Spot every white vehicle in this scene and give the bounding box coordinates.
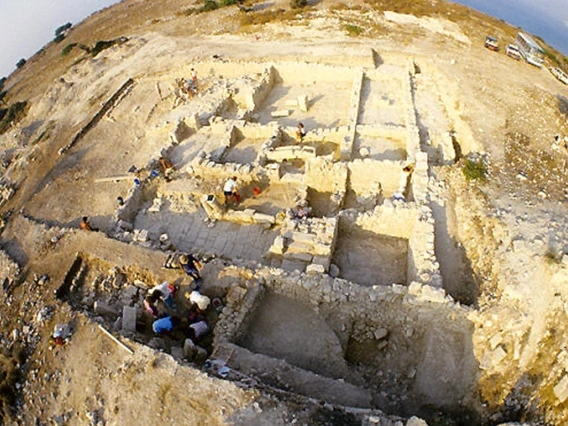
[506,44,521,60]
[516,32,544,67]
[549,67,568,85]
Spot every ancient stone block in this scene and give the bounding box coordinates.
[269,236,285,255]
[298,94,309,112]
[122,306,137,332]
[253,213,275,225]
[287,252,312,262]
[226,286,248,305]
[306,264,325,274]
[554,375,568,403]
[286,241,313,253]
[374,328,388,340]
[271,109,291,118]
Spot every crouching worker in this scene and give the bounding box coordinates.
[152,316,181,335]
[148,281,177,310]
[186,319,210,342]
[186,290,211,313]
[179,254,203,285]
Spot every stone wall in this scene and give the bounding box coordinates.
[213,263,471,410]
[305,157,348,195]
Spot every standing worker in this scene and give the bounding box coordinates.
[223,176,240,206]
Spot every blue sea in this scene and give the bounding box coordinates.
[451,0,568,56]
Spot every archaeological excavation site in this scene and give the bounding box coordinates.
[1,0,568,425]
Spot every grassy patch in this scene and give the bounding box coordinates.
[0,101,27,135]
[239,8,299,27]
[344,24,363,36]
[462,158,487,182]
[61,43,77,57]
[291,0,307,9]
[197,0,220,13]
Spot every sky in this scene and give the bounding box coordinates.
[453,0,568,55]
[0,0,567,78]
[0,0,121,78]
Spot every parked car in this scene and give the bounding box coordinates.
[549,67,568,85]
[485,36,499,51]
[506,44,521,60]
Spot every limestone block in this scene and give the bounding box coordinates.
[269,236,286,255]
[271,109,291,118]
[489,334,503,350]
[148,198,163,213]
[554,375,568,403]
[374,328,388,340]
[285,99,298,107]
[298,94,309,112]
[286,241,313,253]
[227,286,248,305]
[122,306,137,332]
[201,194,223,220]
[287,252,313,262]
[312,256,330,270]
[306,264,325,274]
[406,417,428,426]
[313,243,331,256]
[283,230,316,244]
[136,229,149,242]
[253,212,275,225]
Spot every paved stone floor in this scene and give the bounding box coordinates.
[134,202,278,264]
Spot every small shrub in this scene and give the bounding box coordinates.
[462,158,487,182]
[291,0,307,9]
[239,8,298,27]
[53,34,65,44]
[0,101,28,135]
[91,40,117,57]
[15,59,26,69]
[61,43,77,56]
[344,24,363,36]
[221,0,239,6]
[197,0,219,13]
[0,77,6,91]
[0,91,7,104]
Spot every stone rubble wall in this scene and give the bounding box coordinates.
[213,263,468,409]
[402,62,421,163]
[243,66,276,111]
[268,217,338,270]
[305,157,348,195]
[340,71,365,161]
[340,203,440,288]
